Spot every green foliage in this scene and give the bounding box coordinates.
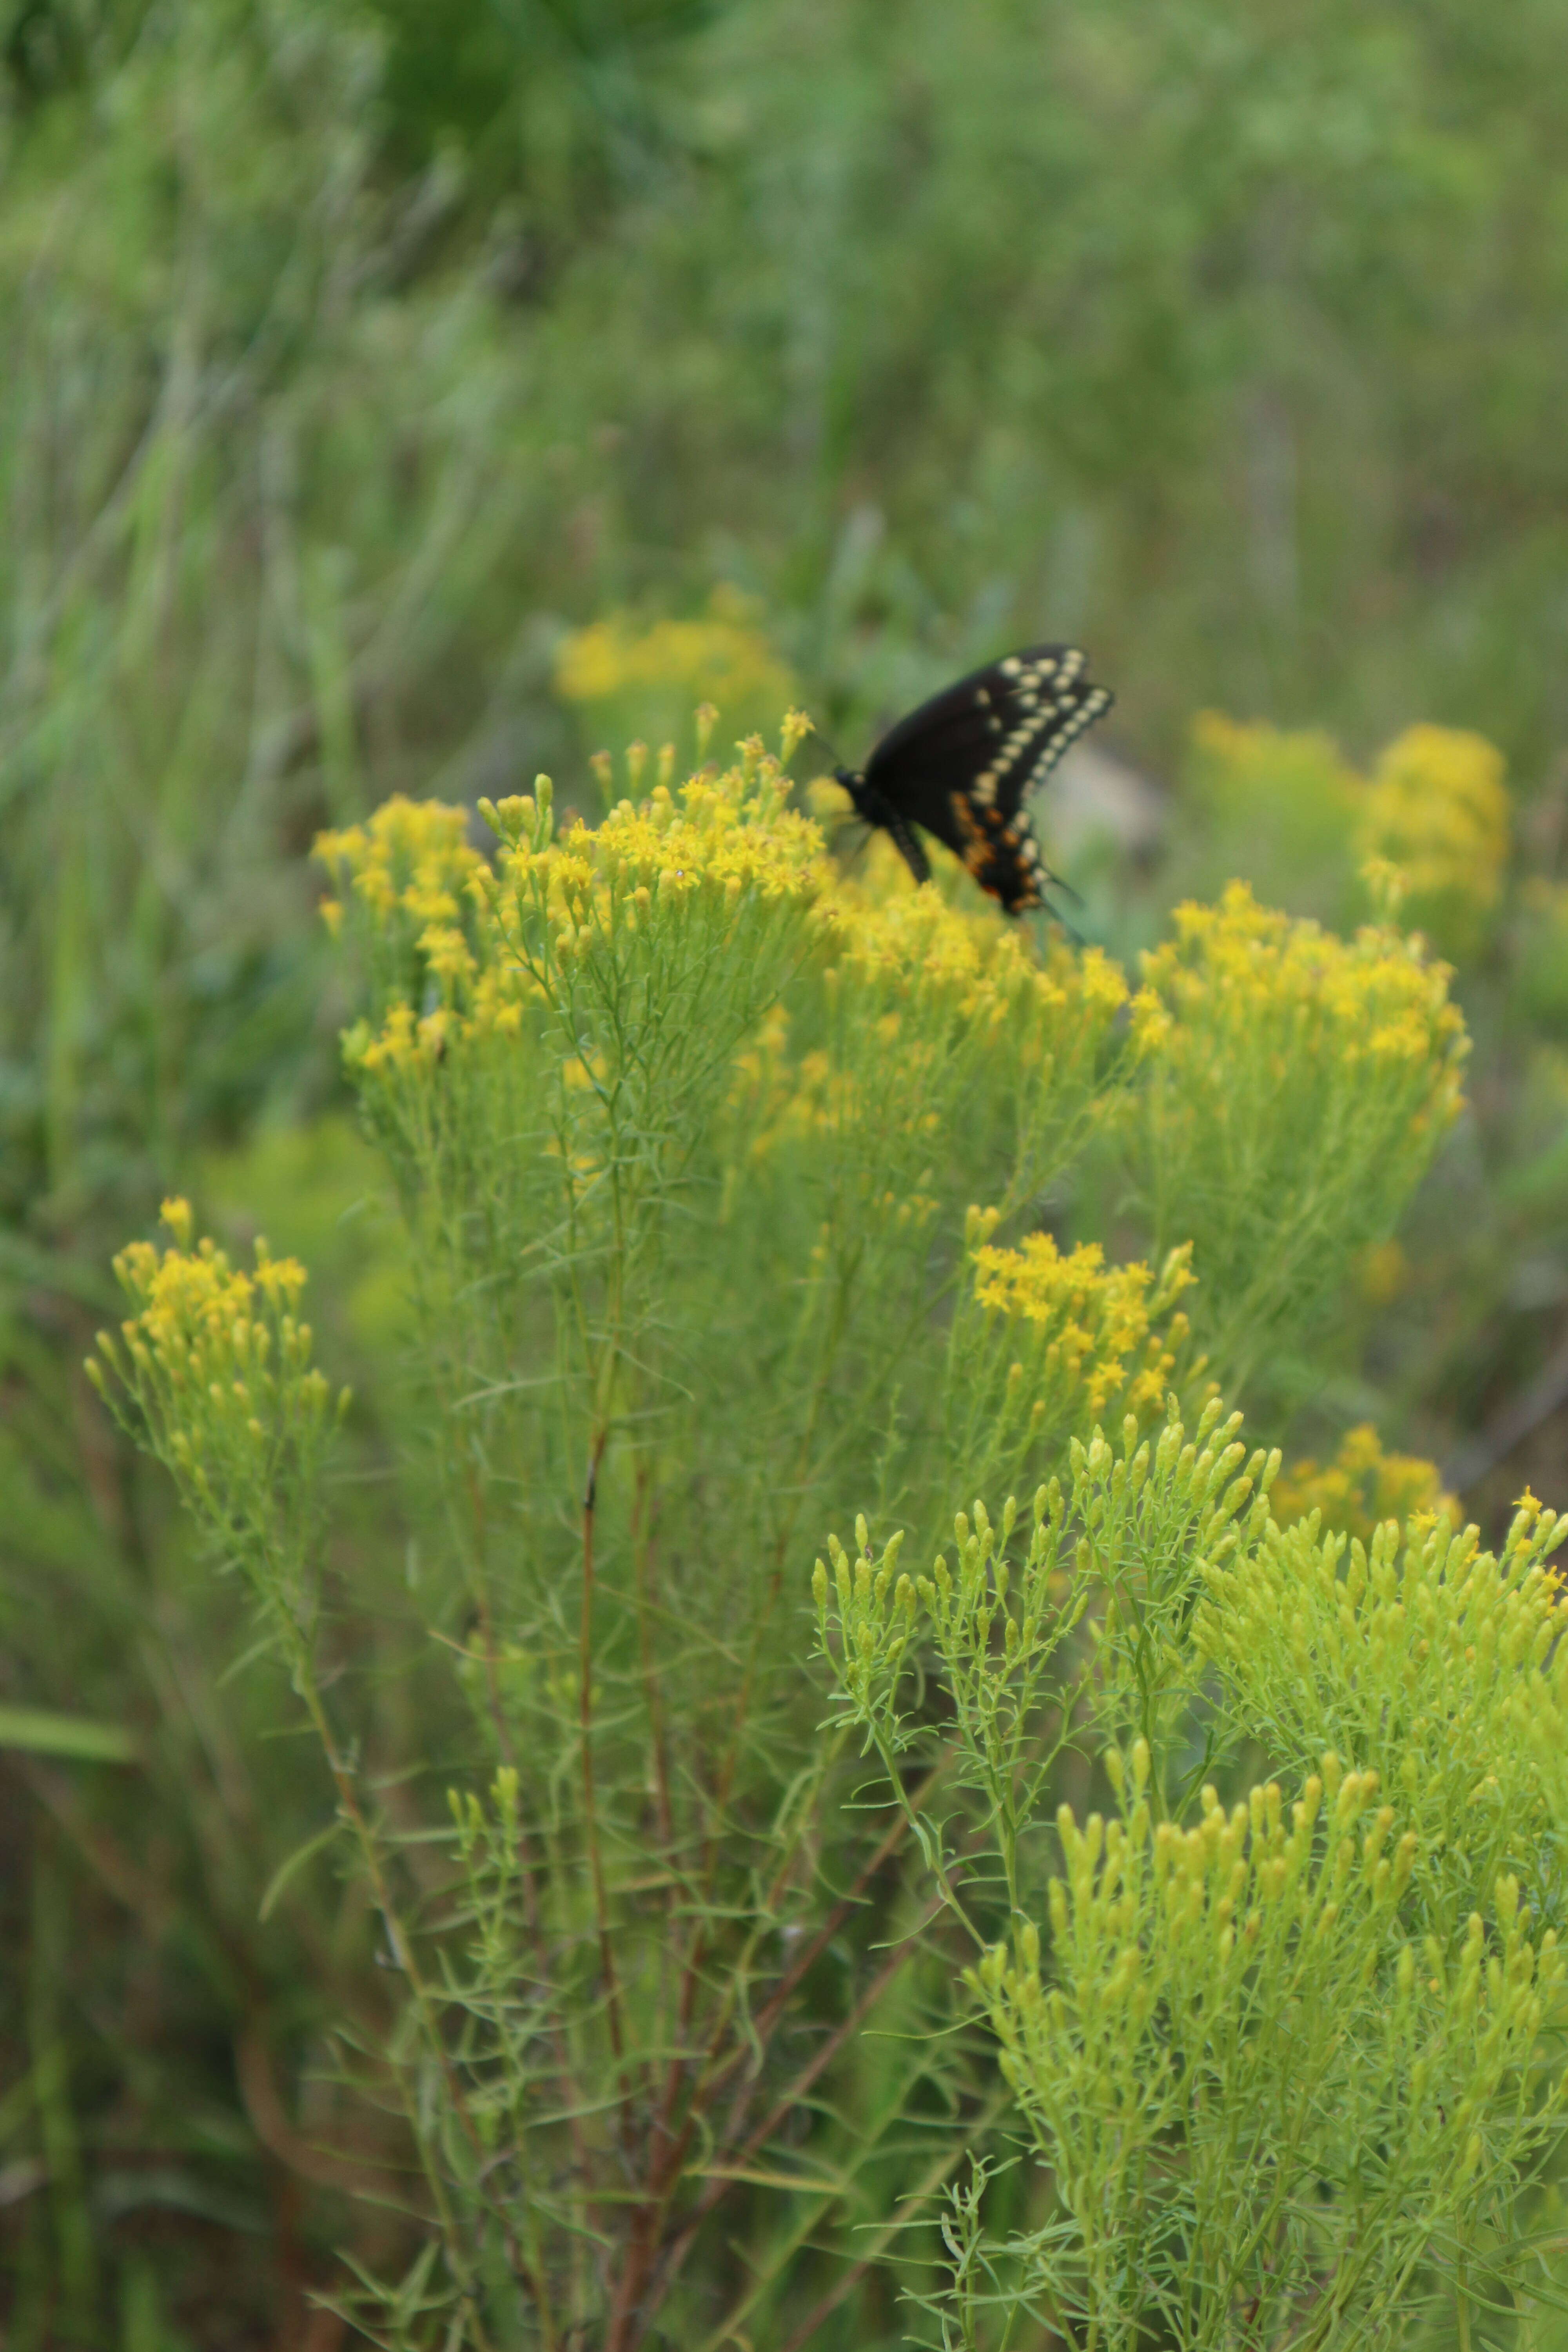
[978,1798,1553,2352]
[1180,715,1364,931]
[89,1202,345,1659]
[817,1406,1279,1916]
[5,0,1568,2340]
[820,1406,1568,2348]
[1128,883,1466,1391]
[0,0,547,1237]
[83,749,1503,2344]
[1194,1496,1568,1934]
[364,0,723,210]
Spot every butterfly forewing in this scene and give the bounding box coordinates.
[855,643,1113,911]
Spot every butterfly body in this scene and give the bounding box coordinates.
[834,643,1113,913]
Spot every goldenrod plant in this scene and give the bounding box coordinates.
[1268,1422,1457,1542]
[818,1410,1568,2350]
[1183,717,1514,969]
[94,727,1534,2348]
[1186,715,1363,927]
[1129,883,1467,1388]
[1359,728,1512,965]
[9,3,1568,2335]
[1194,1490,1568,1935]
[554,596,799,764]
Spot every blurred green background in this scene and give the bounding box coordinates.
[3,0,1568,2338]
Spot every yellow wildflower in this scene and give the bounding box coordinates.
[321,750,829,1095]
[1134,882,1466,1127]
[93,1204,328,1433]
[1357,725,1509,957]
[318,795,480,910]
[1270,1424,1456,1544]
[88,1208,345,1634]
[465,965,533,1040]
[827,875,1126,1042]
[554,591,795,730]
[317,797,488,1015]
[1131,882,1467,1359]
[971,1232,1195,1419]
[591,765,825,904]
[419,924,477,985]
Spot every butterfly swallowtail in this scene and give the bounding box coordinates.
[833,644,1113,913]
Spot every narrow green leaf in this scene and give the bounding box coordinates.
[259,1820,343,1922]
[0,1707,135,1764]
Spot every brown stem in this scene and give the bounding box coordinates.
[465,1468,519,1781]
[236,2025,398,2202]
[698,1900,943,2226]
[605,1752,955,2349]
[628,1904,942,2349]
[647,1788,982,2339]
[625,1332,851,2285]
[716,1756,950,2126]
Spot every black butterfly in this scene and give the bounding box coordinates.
[832,644,1113,914]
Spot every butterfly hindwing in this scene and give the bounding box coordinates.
[848,643,1112,912]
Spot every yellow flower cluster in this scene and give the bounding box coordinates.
[1358,725,1510,944]
[971,1232,1195,1418]
[317,796,517,1074]
[486,763,827,1038]
[1269,1424,1456,1545]
[588,767,826,905]
[351,999,456,1077]
[554,592,795,721]
[320,754,830,1082]
[756,1044,860,1152]
[111,1198,308,1359]
[88,1201,334,1484]
[1132,881,1467,1130]
[728,1009,936,1171]
[827,876,1127,1040]
[317,794,482,936]
[719,885,1127,1216]
[1189,709,1511,961]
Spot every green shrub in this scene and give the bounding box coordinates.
[88,731,1543,2349]
[7,3,1568,2337]
[820,1411,1568,2347]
